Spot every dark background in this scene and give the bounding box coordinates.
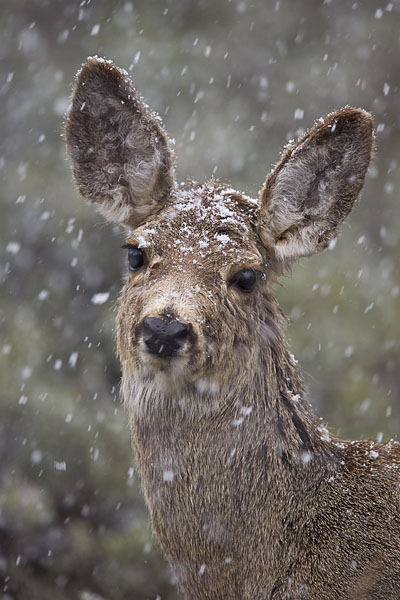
[1,1,399,598]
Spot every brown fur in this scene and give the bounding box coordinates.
[65,58,400,599]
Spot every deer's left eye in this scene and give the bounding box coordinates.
[233,269,257,292]
[122,245,145,271]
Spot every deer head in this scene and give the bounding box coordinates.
[65,57,373,406]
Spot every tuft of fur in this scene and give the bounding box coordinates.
[65,59,400,600]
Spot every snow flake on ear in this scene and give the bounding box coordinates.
[76,55,115,78]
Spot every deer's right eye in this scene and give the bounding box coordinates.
[233,269,258,292]
[122,245,145,271]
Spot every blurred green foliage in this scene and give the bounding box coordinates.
[0,0,399,598]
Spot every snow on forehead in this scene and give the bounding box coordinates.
[137,184,260,258]
[168,184,258,230]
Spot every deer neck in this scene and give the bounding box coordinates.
[124,337,342,598]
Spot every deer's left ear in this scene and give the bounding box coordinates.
[258,108,374,260]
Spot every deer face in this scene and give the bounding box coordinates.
[65,58,373,396]
[116,181,275,393]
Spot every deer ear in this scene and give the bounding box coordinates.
[65,57,175,228]
[258,108,374,260]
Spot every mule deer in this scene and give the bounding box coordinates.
[65,57,400,600]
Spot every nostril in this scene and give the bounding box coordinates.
[142,317,165,342]
[166,321,190,341]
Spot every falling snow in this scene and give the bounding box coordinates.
[2,1,399,598]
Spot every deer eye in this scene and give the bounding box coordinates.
[122,245,145,271]
[233,269,257,292]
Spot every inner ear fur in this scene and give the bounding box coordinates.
[65,57,175,228]
[259,108,374,260]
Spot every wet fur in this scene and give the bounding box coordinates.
[65,58,400,599]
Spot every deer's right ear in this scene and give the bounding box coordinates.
[258,108,373,261]
[65,57,175,228]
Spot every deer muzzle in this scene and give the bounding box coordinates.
[141,317,190,358]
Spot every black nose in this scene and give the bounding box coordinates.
[142,317,190,357]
